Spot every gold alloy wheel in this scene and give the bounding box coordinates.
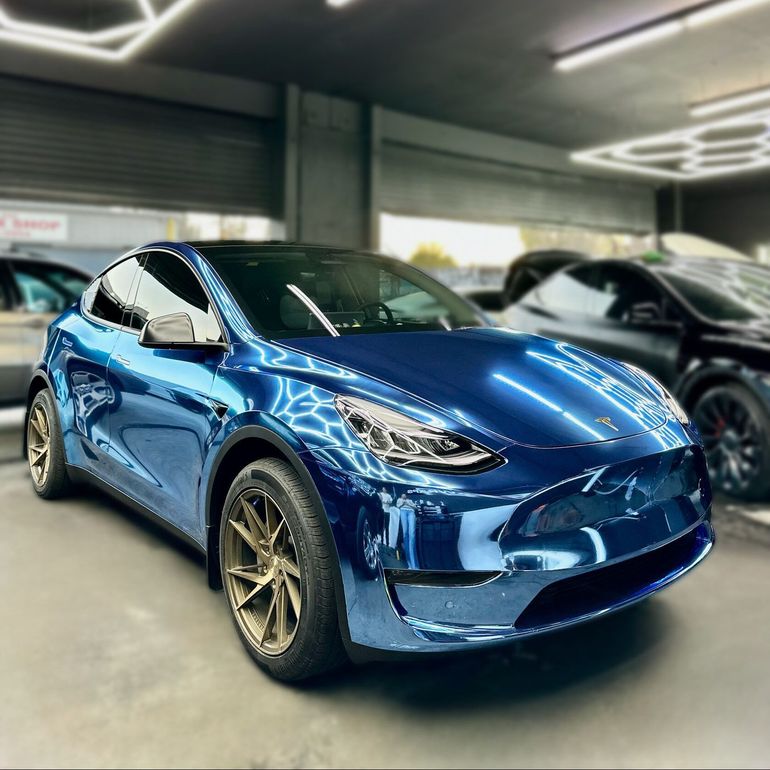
[223,490,302,656]
[27,403,51,487]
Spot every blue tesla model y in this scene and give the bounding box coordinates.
[25,241,714,680]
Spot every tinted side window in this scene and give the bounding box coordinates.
[87,255,142,326]
[528,265,595,315]
[130,252,221,342]
[587,265,663,322]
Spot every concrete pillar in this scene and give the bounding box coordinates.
[283,86,379,250]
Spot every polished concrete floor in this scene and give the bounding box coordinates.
[1,427,770,768]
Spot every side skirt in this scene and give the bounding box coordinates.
[66,464,206,556]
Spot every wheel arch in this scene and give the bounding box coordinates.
[677,361,770,414]
[22,370,54,458]
[203,425,353,647]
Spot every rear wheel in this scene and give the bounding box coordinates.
[693,383,770,501]
[26,388,71,499]
[219,458,347,681]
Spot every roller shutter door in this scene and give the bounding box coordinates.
[381,143,655,233]
[0,75,277,215]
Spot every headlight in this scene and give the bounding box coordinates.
[334,395,502,473]
[626,365,689,425]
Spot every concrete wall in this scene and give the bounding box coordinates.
[680,182,770,259]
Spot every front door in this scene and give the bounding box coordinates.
[106,251,227,542]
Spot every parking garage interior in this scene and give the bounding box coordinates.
[2,1,770,768]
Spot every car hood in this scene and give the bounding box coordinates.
[279,327,669,448]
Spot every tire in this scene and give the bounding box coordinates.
[26,388,72,499]
[219,458,347,681]
[693,382,770,501]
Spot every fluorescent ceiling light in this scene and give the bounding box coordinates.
[686,0,770,26]
[572,108,770,181]
[554,0,770,72]
[0,0,199,61]
[691,85,770,117]
[327,0,359,7]
[555,21,682,71]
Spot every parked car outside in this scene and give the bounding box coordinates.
[1,253,90,405]
[26,241,712,680]
[504,253,770,500]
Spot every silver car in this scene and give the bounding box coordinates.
[1,254,90,405]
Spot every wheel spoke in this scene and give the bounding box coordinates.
[269,518,285,549]
[241,498,269,542]
[275,585,289,649]
[30,446,48,467]
[282,556,300,579]
[265,497,279,538]
[284,573,301,617]
[231,570,273,611]
[259,586,279,645]
[229,518,259,552]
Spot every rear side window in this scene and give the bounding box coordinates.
[129,252,221,342]
[86,255,142,326]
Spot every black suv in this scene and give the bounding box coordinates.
[504,255,770,500]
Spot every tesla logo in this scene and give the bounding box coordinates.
[595,416,619,431]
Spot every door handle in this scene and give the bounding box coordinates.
[114,354,131,368]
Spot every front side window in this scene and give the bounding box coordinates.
[203,247,485,339]
[129,252,221,342]
[86,255,142,326]
[526,264,595,315]
[586,265,665,322]
[12,261,89,314]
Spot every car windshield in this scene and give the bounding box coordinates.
[658,262,768,322]
[201,245,487,339]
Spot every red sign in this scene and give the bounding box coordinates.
[0,210,69,242]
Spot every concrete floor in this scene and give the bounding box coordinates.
[1,424,770,769]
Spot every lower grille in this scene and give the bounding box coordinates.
[515,523,711,631]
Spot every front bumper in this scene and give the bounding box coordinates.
[301,419,714,655]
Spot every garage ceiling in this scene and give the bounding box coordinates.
[123,0,770,149]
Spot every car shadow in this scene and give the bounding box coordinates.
[68,480,672,710]
[72,483,207,571]
[300,599,672,713]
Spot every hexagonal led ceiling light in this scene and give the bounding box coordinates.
[0,0,200,61]
[572,109,770,181]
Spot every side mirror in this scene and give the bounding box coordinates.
[139,312,226,350]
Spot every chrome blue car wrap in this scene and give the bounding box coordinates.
[29,241,714,660]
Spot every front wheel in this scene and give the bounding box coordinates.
[219,458,347,681]
[693,382,770,501]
